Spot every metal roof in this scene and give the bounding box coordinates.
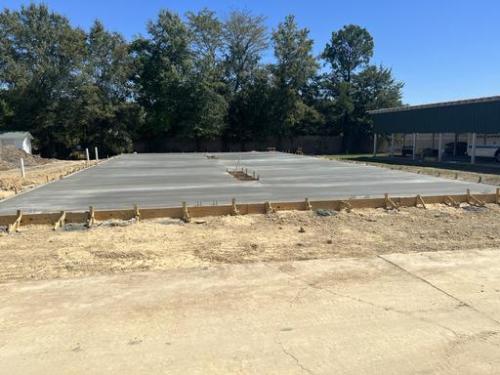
[369,95,500,114]
[370,96,500,134]
[0,131,33,140]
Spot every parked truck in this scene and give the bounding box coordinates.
[466,134,500,162]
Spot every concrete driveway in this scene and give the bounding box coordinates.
[1,248,500,374]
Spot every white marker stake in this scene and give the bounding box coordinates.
[95,147,99,162]
[20,158,25,178]
[85,148,90,165]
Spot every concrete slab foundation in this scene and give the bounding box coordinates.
[0,152,495,214]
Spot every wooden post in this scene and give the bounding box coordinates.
[20,158,25,178]
[415,195,426,209]
[7,210,22,233]
[466,189,485,207]
[384,193,398,210]
[373,133,377,157]
[265,201,274,214]
[231,198,240,215]
[304,198,312,211]
[390,134,395,157]
[339,200,352,212]
[134,204,141,221]
[438,133,443,162]
[53,211,66,231]
[86,206,95,228]
[444,195,460,208]
[496,188,500,205]
[182,202,191,223]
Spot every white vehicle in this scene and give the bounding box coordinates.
[466,134,500,162]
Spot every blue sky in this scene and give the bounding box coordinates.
[3,0,500,105]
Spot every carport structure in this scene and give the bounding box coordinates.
[370,96,500,164]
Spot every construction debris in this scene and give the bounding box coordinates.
[0,145,53,170]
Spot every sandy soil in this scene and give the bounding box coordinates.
[0,160,93,200]
[1,203,499,282]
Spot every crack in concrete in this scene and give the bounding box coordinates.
[274,263,462,338]
[377,255,500,327]
[306,278,462,338]
[275,336,316,375]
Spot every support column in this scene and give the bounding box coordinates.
[390,134,395,157]
[438,133,443,162]
[373,133,377,157]
[412,133,417,160]
[471,132,477,164]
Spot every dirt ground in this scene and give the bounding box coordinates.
[1,202,500,373]
[1,203,499,282]
[0,160,92,200]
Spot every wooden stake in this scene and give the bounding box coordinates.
[182,202,191,223]
[7,210,22,233]
[466,189,485,207]
[339,200,352,212]
[53,211,66,231]
[496,188,500,205]
[304,198,312,211]
[444,195,459,208]
[134,204,141,221]
[384,193,398,210]
[265,201,275,214]
[231,198,240,215]
[415,194,426,209]
[86,206,95,228]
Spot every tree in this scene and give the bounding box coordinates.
[322,24,373,83]
[222,11,268,146]
[223,10,268,93]
[226,67,273,149]
[184,9,228,149]
[131,10,193,138]
[321,24,403,152]
[271,15,319,138]
[186,8,224,78]
[348,65,403,149]
[352,65,403,110]
[77,20,142,155]
[0,4,86,156]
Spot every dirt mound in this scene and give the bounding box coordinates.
[0,145,52,170]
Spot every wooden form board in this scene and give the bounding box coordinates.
[0,191,498,228]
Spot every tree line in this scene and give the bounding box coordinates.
[0,4,403,157]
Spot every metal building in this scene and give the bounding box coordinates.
[369,96,500,163]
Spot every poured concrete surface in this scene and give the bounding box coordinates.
[1,249,500,374]
[0,152,495,213]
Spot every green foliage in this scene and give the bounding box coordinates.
[0,5,404,156]
[320,24,402,152]
[322,24,374,83]
[223,10,268,93]
[271,15,319,138]
[131,10,192,138]
[186,8,223,78]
